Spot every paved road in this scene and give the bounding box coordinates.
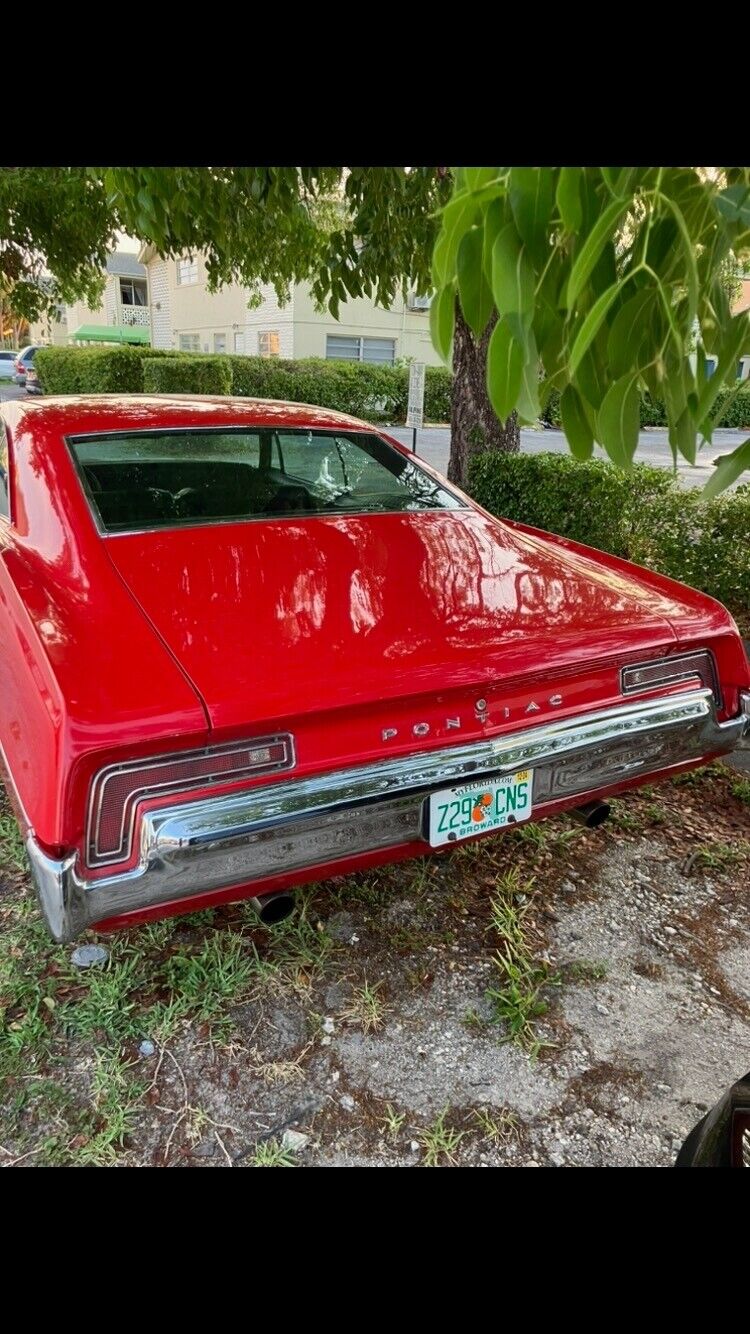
[388,424,749,491]
[0,383,26,403]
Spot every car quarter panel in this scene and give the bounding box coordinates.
[0,404,209,853]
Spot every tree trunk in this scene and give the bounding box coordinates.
[448,304,520,489]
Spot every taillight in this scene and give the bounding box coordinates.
[86,734,295,867]
[621,650,720,706]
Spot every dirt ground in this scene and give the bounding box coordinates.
[1,755,749,1168]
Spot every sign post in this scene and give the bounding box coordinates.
[406,361,426,453]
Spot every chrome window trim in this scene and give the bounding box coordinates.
[620,649,721,707]
[87,733,296,867]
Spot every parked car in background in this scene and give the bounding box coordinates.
[0,351,18,381]
[13,345,41,386]
[24,366,42,395]
[0,394,749,944]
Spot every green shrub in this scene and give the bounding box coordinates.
[468,451,750,631]
[142,355,233,395]
[35,345,145,394]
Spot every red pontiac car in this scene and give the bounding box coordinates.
[0,395,748,944]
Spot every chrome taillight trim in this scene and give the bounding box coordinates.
[621,649,721,707]
[86,733,296,868]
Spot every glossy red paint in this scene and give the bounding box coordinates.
[1,395,748,933]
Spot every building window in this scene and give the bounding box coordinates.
[176,258,198,286]
[119,278,148,306]
[234,332,245,354]
[179,333,200,352]
[326,335,396,365]
[213,333,227,354]
[704,357,718,378]
[258,331,280,358]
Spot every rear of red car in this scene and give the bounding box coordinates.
[2,396,748,943]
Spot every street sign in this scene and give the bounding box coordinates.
[406,361,426,430]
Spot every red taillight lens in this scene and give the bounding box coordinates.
[87,735,295,867]
[621,650,720,705]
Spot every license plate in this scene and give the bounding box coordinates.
[427,770,534,847]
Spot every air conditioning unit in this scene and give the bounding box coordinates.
[408,293,431,310]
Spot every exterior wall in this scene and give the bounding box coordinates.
[65,291,109,333]
[29,310,68,346]
[148,257,172,349]
[291,285,440,366]
[734,277,750,315]
[244,284,295,358]
[164,254,249,353]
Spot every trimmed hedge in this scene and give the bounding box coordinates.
[35,345,145,394]
[542,386,750,429]
[34,344,452,423]
[468,451,750,632]
[142,355,233,395]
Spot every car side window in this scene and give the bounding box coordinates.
[0,430,9,520]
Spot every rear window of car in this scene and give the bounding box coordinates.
[0,352,15,361]
[68,427,463,533]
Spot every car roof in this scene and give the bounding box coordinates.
[0,394,381,437]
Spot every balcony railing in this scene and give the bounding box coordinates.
[118,306,150,327]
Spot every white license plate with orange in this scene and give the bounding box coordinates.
[427,770,534,847]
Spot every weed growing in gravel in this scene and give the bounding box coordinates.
[485,868,560,1057]
[692,840,750,870]
[248,1138,297,1167]
[565,959,608,983]
[381,1103,406,1140]
[343,979,387,1033]
[418,1107,465,1166]
[472,1105,519,1144]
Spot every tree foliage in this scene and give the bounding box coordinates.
[431,166,750,493]
[102,167,450,314]
[0,168,113,321]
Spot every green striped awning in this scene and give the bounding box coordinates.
[69,324,151,345]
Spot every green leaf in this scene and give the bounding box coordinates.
[576,346,608,409]
[481,197,511,289]
[565,198,631,307]
[516,329,541,423]
[560,385,595,460]
[715,184,750,228]
[457,227,494,338]
[464,167,500,193]
[487,319,524,424]
[607,289,656,376]
[596,374,640,468]
[659,195,699,329]
[432,193,479,287]
[491,223,534,325]
[702,439,750,498]
[430,284,456,364]
[668,408,697,466]
[509,168,554,254]
[569,281,621,374]
[555,167,582,232]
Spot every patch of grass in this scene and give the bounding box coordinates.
[564,959,608,984]
[472,1105,519,1144]
[691,840,750,871]
[381,1103,406,1140]
[0,811,26,873]
[343,979,387,1034]
[731,777,750,805]
[462,1006,487,1032]
[247,1138,296,1167]
[642,802,668,826]
[671,762,725,787]
[418,1107,465,1166]
[608,803,641,831]
[485,868,560,1057]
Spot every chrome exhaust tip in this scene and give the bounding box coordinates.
[572,800,611,829]
[250,891,296,925]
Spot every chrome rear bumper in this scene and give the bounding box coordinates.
[28,687,750,942]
